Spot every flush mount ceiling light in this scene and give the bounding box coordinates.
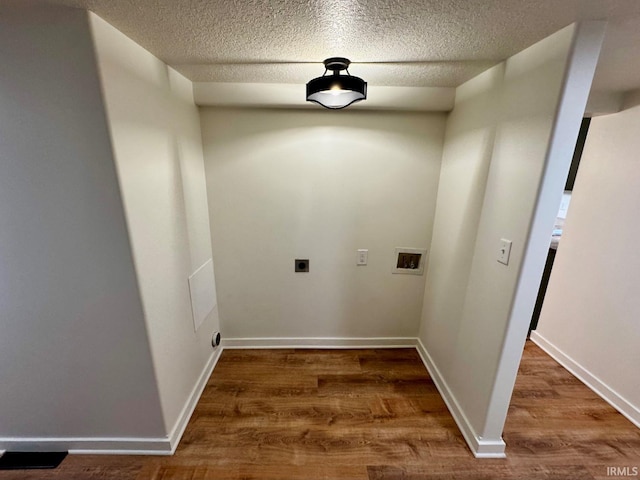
[306,57,367,110]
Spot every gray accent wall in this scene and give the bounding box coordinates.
[0,4,165,443]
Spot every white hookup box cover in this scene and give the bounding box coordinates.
[188,258,217,331]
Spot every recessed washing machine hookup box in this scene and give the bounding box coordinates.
[392,247,427,275]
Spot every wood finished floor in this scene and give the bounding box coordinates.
[1,341,638,479]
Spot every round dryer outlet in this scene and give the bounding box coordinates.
[212,331,221,348]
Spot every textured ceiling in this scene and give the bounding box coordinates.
[46,0,640,91]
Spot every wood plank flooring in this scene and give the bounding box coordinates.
[1,341,638,479]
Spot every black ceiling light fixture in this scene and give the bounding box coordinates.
[306,57,367,109]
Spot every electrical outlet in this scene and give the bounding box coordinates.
[295,259,309,272]
[211,331,221,348]
[357,249,368,265]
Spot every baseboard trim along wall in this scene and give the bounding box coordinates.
[168,346,224,453]
[222,337,417,349]
[531,331,640,428]
[224,336,503,458]
[0,437,172,455]
[0,348,224,456]
[415,339,507,458]
[1,337,508,457]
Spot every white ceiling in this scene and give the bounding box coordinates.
[48,0,640,94]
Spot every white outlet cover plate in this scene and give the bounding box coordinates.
[357,249,368,265]
[498,239,512,265]
[188,258,217,332]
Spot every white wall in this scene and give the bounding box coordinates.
[201,108,445,340]
[533,97,640,427]
[419,63,505,376]
[0,3,165,446]
[90,14,220,438]
[418,23,605,456]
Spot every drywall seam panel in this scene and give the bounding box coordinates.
[201,108,445,338]
[534,100,640,424]
[0,4,165,440]
[188,259,218,331]
[89,13,219,435]
[480,21,606,439]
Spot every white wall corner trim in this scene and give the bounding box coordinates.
[474,20,607,444]
[531,332,640,429]
[222,337,417,349]
[168,347,224,453]
[415,339,507,458]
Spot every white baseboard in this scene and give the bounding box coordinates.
[530,331,640,428]
[167,346,223,453]
[223,336,505,457]
[415,338,506,458]
[222,337,417,349]
[0,436,171,455]
[0,348,224,456]
[0,337,516,459]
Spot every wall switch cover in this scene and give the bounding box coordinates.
[498,239,512,265]
[357,249,368,265]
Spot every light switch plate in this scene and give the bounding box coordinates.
[498,239,512,265]
[357,249,368,265]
